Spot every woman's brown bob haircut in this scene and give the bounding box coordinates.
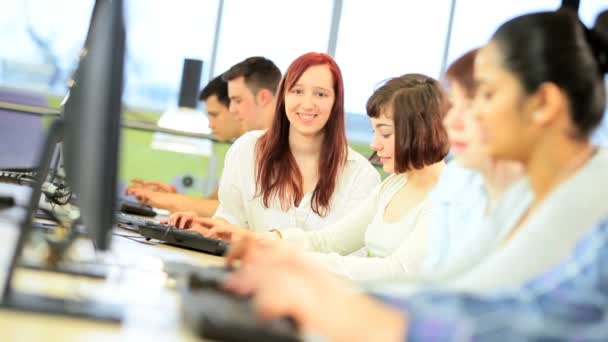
[366,73,450,173]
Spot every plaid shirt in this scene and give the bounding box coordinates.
[380,217,608,341]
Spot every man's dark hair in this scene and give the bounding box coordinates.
[199,73,229,107]
[223,56,282,95]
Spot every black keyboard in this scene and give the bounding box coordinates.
[181,271,300,342]
[137,221,229,256]
[115,212,153,228]
[119,200,156,217]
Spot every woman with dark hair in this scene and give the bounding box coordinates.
[168,52,380,235]
[444,8,608,291]
[198,73,450,282]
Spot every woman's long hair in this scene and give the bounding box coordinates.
[254,52,348,216]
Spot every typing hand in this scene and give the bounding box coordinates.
[223,236,351,334]
[223,235,407,341]
[163,211,200,229]
[126,188,175,210]
[197,218,251,242]
[128,179,176,193]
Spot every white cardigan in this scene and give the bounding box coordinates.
[282,174,431,282]
[213,130,381,232]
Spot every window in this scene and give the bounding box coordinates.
[334,0,453,115]
[124,0,220,110]
[0,0,94,93]
[446,0,561,64]
[0,0,220,111]
[213,0,333,74]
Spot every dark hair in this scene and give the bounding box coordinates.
[223,56,282,95]
[366,74,450,173]
[492,9,608,138]
[255,53,347,216]
[199,73,229,107]
[445,48,479,98]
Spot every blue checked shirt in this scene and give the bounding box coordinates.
[380,217,608,341]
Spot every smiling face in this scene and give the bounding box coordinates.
[443,82,487,169]
[370,110,396,173]
[284,64,335,138]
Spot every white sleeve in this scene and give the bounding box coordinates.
[306,205,431,283]
[281,158,381,253]
[213,139,248,227]
[282,183,381,254]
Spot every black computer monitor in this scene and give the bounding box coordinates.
[0,0,125,321]
[62,0,125,251]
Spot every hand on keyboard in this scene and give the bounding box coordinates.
[181,266,301,342]
[164,212,253,243]
[127,178,176,193]
[162,210,199,228]
[137,221,229,256]
[191,218,251,243]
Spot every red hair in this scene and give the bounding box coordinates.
[254,52,348,216]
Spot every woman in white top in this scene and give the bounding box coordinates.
[192,74,450,282]
[167,52,380,233]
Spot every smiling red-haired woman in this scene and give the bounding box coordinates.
[167,52,380,239]
[256,52,348,216]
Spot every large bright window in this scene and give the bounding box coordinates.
[334,0,453,115]
[446,0,561,64]
[213,0,333,75]
[0,0,94,93]
[123,0,220,109]
[0,0,220,111]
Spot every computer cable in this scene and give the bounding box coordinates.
[0,170,72,205]
[42,182,72,205]
[111,231,160,246]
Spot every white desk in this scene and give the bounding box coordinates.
[0,208,225,341]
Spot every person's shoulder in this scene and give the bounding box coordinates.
[346,147,376,169]
[378,173,406,192]
[429,161,484,203]
[590,147,608,169]
[229,130,267,154]
[235,130,266,145]
[441,161,483,189]
[345,147,380,180]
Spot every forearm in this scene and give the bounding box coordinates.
[308,253,421,283]
[283,196,377,253]
[165,193,220,217]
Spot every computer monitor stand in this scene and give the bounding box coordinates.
[0,119,123,322]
